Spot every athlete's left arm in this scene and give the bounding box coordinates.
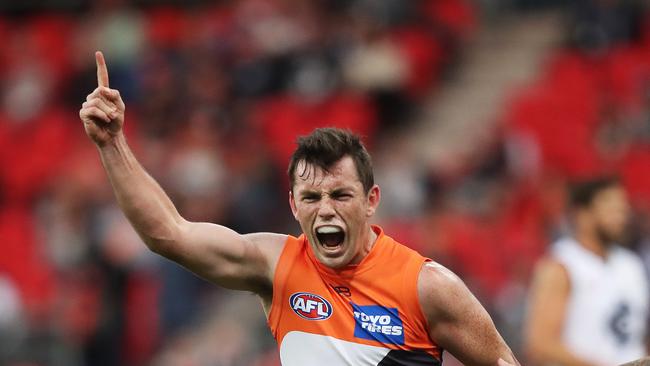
[418,262,520,366]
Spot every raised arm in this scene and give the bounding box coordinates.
[79,52,284,296]
[418,262,520,366]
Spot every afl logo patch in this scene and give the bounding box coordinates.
[290,292,333,321]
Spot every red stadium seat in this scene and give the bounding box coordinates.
[0,205,55,319]
[254,92,377,168]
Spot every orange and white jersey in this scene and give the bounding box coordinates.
[268,226,442,365]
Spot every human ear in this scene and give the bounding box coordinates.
[289,190,298,219]
[366,185,381,217]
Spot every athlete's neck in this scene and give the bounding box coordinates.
[575,230,608,259]
[364,226,378,255]
[351,225,378,265]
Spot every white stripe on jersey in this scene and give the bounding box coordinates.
[280,331,390,365]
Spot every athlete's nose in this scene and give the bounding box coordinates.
[317,196,336,220]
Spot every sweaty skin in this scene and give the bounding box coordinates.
[80,51,520,366]
[419,263,519,365]
[289,157,380,270]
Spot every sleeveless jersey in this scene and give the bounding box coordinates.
[268,226,442,365]
[551,237,649,365]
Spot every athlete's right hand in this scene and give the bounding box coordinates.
[79,51,125,147]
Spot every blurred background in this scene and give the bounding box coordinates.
[1,0,650,364]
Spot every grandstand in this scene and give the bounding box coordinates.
[0,0,649,365]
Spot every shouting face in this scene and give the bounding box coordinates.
[289,156,380,269]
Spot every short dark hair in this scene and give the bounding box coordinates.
[569,175,621,208]
[288,128,374,193]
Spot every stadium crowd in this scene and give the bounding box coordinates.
[0,0,649,365]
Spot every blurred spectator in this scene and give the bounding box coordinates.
[524,177,649,365]
[1,0,649,365]
[571,0,646,54]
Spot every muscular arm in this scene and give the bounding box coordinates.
[418,262,519,366]
[80,52,284,295]
[98,135,283,293]
[524,258,596,366]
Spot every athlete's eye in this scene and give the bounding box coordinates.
[331,192,352,201]
[302,195,320,202]
[332,193,353,201]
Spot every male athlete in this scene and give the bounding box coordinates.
[525,177,649,365]
[80,51,519,366]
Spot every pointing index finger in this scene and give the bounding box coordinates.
[95,51,109,88]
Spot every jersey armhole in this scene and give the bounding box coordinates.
[267,234,300,338]
[404,255,440,357]
[409,257,433,332]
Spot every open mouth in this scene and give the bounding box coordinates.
[315,225,345,248]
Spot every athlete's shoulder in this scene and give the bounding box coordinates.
[549,236,580,256]
[529,255,570,291]
[548,237,593,275]
[418,261,464,289]
[417,262,468,315]
[242,232,290,270]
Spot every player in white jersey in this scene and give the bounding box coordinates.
[525,176,650,366]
